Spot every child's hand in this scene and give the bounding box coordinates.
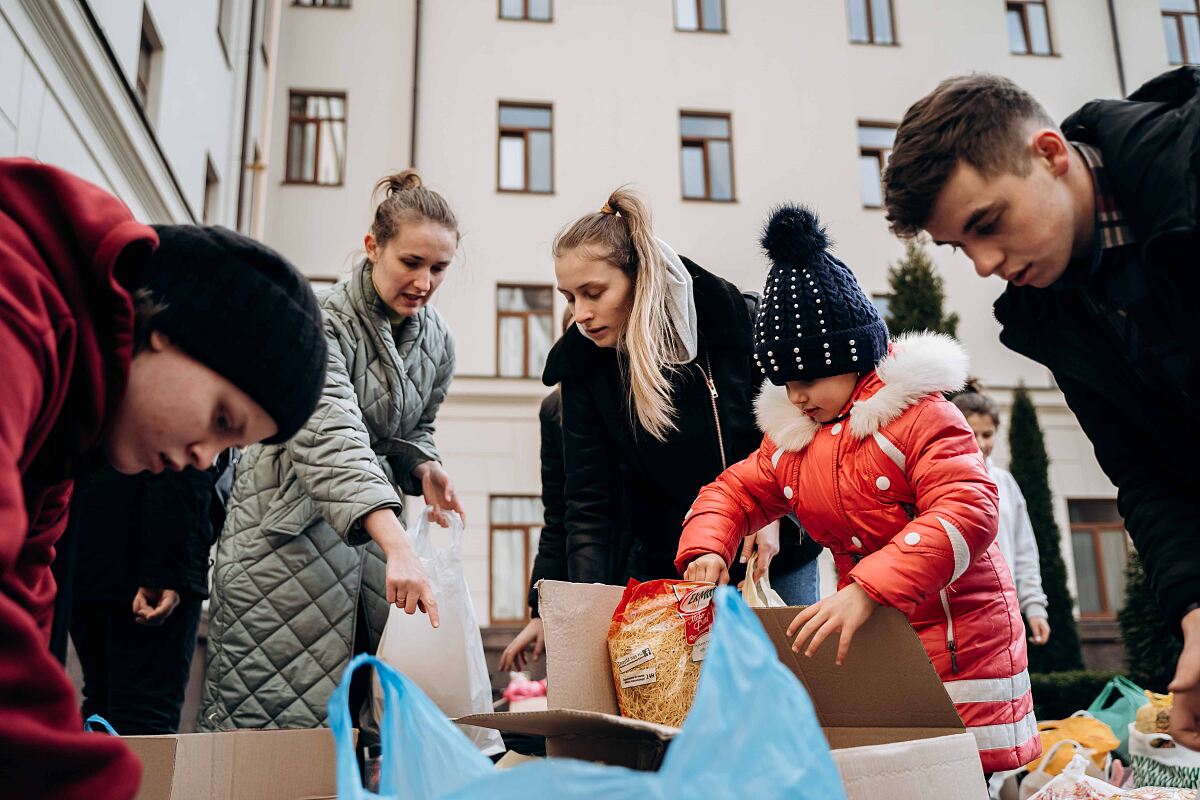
[786,582,880,666]
[684,553,730,585]
[741,520,781,582]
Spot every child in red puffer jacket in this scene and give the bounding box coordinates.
[675,205,1040,774]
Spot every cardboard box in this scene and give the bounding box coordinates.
[124,728,339,800]
[460,580,987,799]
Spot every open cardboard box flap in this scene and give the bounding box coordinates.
[461,581,986,797]
[462,580,963,745]
[124,728,339,800]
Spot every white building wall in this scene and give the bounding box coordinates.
[1,0,268,228]
[261,0,415,278]
[264,0,1176,623]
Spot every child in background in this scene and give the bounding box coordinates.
[675,205,1040,774]
[952,387,1052,646]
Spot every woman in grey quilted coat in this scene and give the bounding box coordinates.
[198,170,463,730]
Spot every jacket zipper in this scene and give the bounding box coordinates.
[697,353,727,471]
[902,501,958,675]
[940,589,959,674]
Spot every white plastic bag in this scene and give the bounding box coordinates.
[1128,722,1200,789]
[372,508,504,756]
[1027,754,1120,800]
[741,551,786,608]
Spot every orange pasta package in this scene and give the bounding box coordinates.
[606,579,716,728]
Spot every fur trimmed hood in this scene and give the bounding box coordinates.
[754,331,969,452]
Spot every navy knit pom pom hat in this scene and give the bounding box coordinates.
[753,205,888,385]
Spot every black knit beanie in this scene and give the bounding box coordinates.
[753,206,888,385]
[132,225,327,443]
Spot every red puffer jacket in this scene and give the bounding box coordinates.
[0,158,153,798]
[676,332,1040,774]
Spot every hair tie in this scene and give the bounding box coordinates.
[600,202,618,216]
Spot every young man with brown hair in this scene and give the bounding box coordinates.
[883,67,1200,751]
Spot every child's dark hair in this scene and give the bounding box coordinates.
[950,378,1000,426]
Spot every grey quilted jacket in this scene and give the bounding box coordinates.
[198,259,455,731]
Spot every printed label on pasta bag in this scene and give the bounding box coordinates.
[619,668,658,689]
[691,633,710,663]
[616,645,655,673]
[674,584,716,646]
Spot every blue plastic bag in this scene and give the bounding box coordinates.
[83,714,119,735]
[329,654,494,799]
[330,586,846,799]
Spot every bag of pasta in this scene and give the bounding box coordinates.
[607,579,715,728]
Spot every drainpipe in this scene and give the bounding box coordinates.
[409,0,421,168]
[236,0,261,231]
[1106,0,1127,97]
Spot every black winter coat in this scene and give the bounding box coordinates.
[994,66,1200,635]
[543,256,820,583]
[526,390,629,616]
[72,458,230,600]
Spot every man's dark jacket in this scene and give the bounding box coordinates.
[994,66,1200,635]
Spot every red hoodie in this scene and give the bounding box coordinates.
[0,158,157,798]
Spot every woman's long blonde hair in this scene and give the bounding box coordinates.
[553,187,686,441]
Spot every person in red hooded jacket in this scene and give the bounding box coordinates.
[0,158,328,799]
[676,205,1040,775]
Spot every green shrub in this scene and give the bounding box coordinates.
[1119,552,1183,693]
[1030,670,1122,721]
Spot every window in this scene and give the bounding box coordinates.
[871,294,892,320]
[489,496,544,623]
[1068,499,1130,617]
[674,0,725,32]
[847,0,895,44]
[497,285,554,378]
[500,0,552,21]
[293,0,351,7]
[1162,0,1200,65]
[498,103,553,193]
[680,112,734,202]
[216,0,233,66]
[285,91,347,185]
[248,143,263,232]
[203,156,219,225]
[858,122,896,208]
[258,0,270,65]
[136,7,163,118]
[1007,1,1054,56]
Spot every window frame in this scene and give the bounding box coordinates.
[284,89,349,187]
[498,0,553,22]
[1162,0,1200,64]
[291,0,352,8]
[136,6,163,117]
[858,120,897,209]
[496,283,555,378]
[203,155,220,225]
[847,0,898,46]
[673,0,727,33]
[1068,499,1130,619]
[497,101,555,195]
[679,110,736,203]
[1006,0,1056,57]
[216,0,233,67]
[488,495,543,624]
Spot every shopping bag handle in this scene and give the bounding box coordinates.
[415,506,464,553]
[330,653,403,798]
[83,715,119,735]
[1088,676,1147,712]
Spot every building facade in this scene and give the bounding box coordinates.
[1,0,279,231]
[2,0,282,728]
[269,0,1185,658]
